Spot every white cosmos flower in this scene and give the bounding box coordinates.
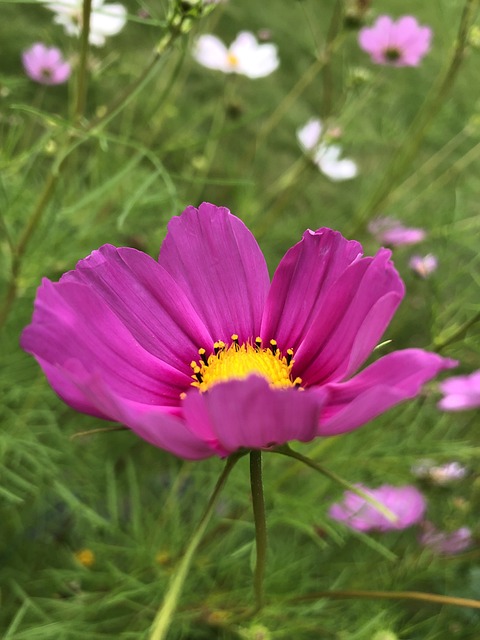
[43,0,127,47]
[297,118,358,182]
[193,31,279,78]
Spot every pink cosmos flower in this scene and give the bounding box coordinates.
[438,370,480,411]
[22,43,71,86]
[359,16,432,67]
[409,254,438,278]
[21,203,455,460]
[193,32,279,78]
[368,217,426,247]
[419,522,473,555]
[412,459,467,485]
[329,484,426,532]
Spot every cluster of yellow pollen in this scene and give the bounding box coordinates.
[189,335,302,393]
[227,51,240,68]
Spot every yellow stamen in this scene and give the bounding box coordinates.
[191,338,298,392]
[227,51,239,67]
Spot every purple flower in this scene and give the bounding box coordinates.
[368,217,426,247]
[359,15,432,67]
[21,203,455,460]
[438,370,480,411]
[22,43,71,86]
[329,484,427,532]
[409,254,438,278]
[420,522,472,555]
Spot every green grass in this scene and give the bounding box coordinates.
[1,0,480,638]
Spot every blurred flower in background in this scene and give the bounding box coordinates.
[193,31,279,78]
[22,43,71,85]
[42,0,127,47]
[409,254,438,278]
[329,484,426,532]
[368,217,426,247]
[359,15,432,67]
[411,459,467,485]
[419,522,472,555]
[297,118,358,181]
[438,370,480,411]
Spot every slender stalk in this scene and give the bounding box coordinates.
[273,445,397,523]
[433,308,480,351]
[349,0,479,235]
[250,450,268,613]
[74,0,93,121]
[321,0,343,118]
[148,453,244,640]
[289,589,480,610]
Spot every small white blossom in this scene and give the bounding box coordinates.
[193,31,279,78]
[42,0,127,47]
[297,118,358,182]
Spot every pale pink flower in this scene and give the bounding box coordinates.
[359,15,432,67]
[409,254,438,278]
[297,118,358,181]
[368,217,426,247]
[329,484,426,532]
[420,522,473,555]
[193,32,279,78]
[412,459,467,485]
[438,370,480,411]
[22,43,71,85]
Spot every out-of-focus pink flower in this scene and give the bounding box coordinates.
[329,484,426,532]
[368,217,426,247]
[438,370,480,411]
[193,32,279,78]
[409,254,437,278]
[43,0,127,47]
[297,118,358,181]
[21,203,455,460]
[359,15,432,67]
[411,459,467,485]
[420,522,472,555]
[22,43,71,85]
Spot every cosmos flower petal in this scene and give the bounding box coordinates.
[294,249,404,384]
[438,370,480,410]
[296,118,322,152]
[193,34,231,72]
[182,376,326,454]
[59,244,213,370]
[231,33,279,78]
[20,277,194,409]
[68,370,215,459]
[261,228,362,354]
[319,349,457,435]
[158,203,270,344]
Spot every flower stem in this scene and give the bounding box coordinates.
[273,445,397,523]
[148,453,244,640]
[349,0,479,235]
[250,450,267,613]
[74,0,93,121]
[289,589,480,610]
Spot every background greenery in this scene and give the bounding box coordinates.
[1,0,480,638]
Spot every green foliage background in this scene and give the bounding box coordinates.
[1,0,480,638]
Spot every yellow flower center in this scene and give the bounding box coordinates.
[227,52,240,67]
[190,335,302,393]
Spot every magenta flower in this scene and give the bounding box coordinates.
[359,16,432,67]
[329,484,426,532]
[21,204,455,460]
[438,370,480,411]
[368,217,426,247]
[22,43,71,86]
[420,522,472,555]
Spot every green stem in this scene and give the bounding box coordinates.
[433,308,480,351]
[273,445,397,523]
[349,0,479,235]
[74,0,93,121]
[321,0,343,118]
[250,450,267,613]
[288,589,480,610]
[148,453,244,640]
